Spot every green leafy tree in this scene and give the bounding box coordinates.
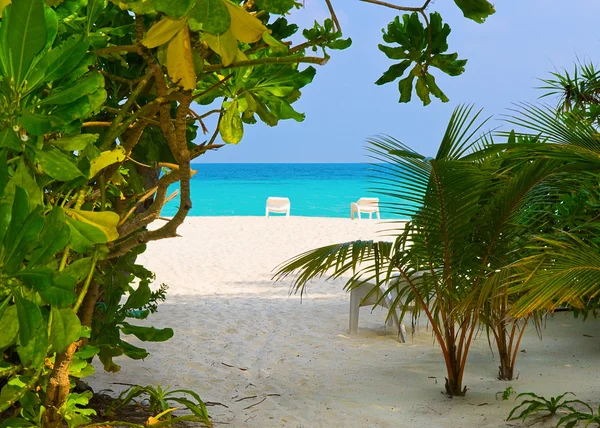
[0,0,351,426]
[363,0,495,105]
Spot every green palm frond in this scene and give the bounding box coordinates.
[272,240,394,297]
[538,62,600,114]
[437,105,491,160]
[504,103,599,154]
[510,233,600,317]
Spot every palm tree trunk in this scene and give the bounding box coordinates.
[444,342,468,396]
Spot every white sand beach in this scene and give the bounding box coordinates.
[90,217,600,427]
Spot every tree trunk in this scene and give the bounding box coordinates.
[43,342,78,428]
[496,321,515,381]
[444,344,467,397]
[498,351,514,381]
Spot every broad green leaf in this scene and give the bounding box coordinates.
[6,0,47,85]
[154,0,193,18]
[13,292,42,347]
[49,134,98,151]
[3,186,28,247]
[189,0,230,35]
[415,75,431,106]
[0,306,18,350]
[69,356,95,378]
[87,0,107,33]
[5,162,41,208]
[120,341,148,360]
[4,210,44,273]
[375,60,411,85]
[66,219,105,252]
[425,74,449,102]
[49,307,81,353]
[0,204,10,249]
[430,53,467,76]
[38,274,76,307]
[255,0,295,14]
[0,417,35,427]
[327,38,352,50]
[35,147,84,181]
[17,320,47,366]
[98,344,123,372]
[123,281,151,310]
[53,88,107,122]
[223,0,267,43]
[0,6,10,75]
[3,191,44,272]
[13,268,54,289]
[40,4,58,54]
[0,128,22,151]
[120,322,174,342]
[38,72,104,106]
[262,31,287,53]
[62,257,93,282]
[454,0,495,23]
[204,28,237,66]
[20,112,62,136]
[378,45,408,60]
[89,146,126,178]
[28,36,90,89]
[219,101,243,144]
[29,206,69,266]
[398,74,415,103]
[75,344,100,359]
[166,26,196,90]
[64,208,119,241]
[141,17,185,48]
[0,150,8,196]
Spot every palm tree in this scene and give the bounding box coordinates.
[274,105,562,395]
[492,102,600,317]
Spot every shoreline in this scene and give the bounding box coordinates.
[90,217,600,427]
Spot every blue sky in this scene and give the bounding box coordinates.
[200,0,600,163]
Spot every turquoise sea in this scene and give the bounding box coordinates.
[161,163,404,218]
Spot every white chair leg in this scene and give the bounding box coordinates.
[398,323,407,343]
[349,289,360,334]
[376,211,380,220]
[266,209,269,217]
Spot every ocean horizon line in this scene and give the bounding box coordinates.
[190,161,381,165]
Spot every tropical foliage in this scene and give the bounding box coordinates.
[274,105,586,394]
[0,0,351,426]
[492,101,600,317]
[507,391,584,423]
[366,0,494,105]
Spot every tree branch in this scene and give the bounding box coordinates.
[94,45,141,56]
[201,55,328,73]
[360,0,431,12]
[324,0,342,33]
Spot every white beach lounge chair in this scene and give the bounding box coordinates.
[266,197,291,217]
[349,278,407,342]
[349,270,424,343]
[350,197,380,220]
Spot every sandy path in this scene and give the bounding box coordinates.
[90,217,600,427]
